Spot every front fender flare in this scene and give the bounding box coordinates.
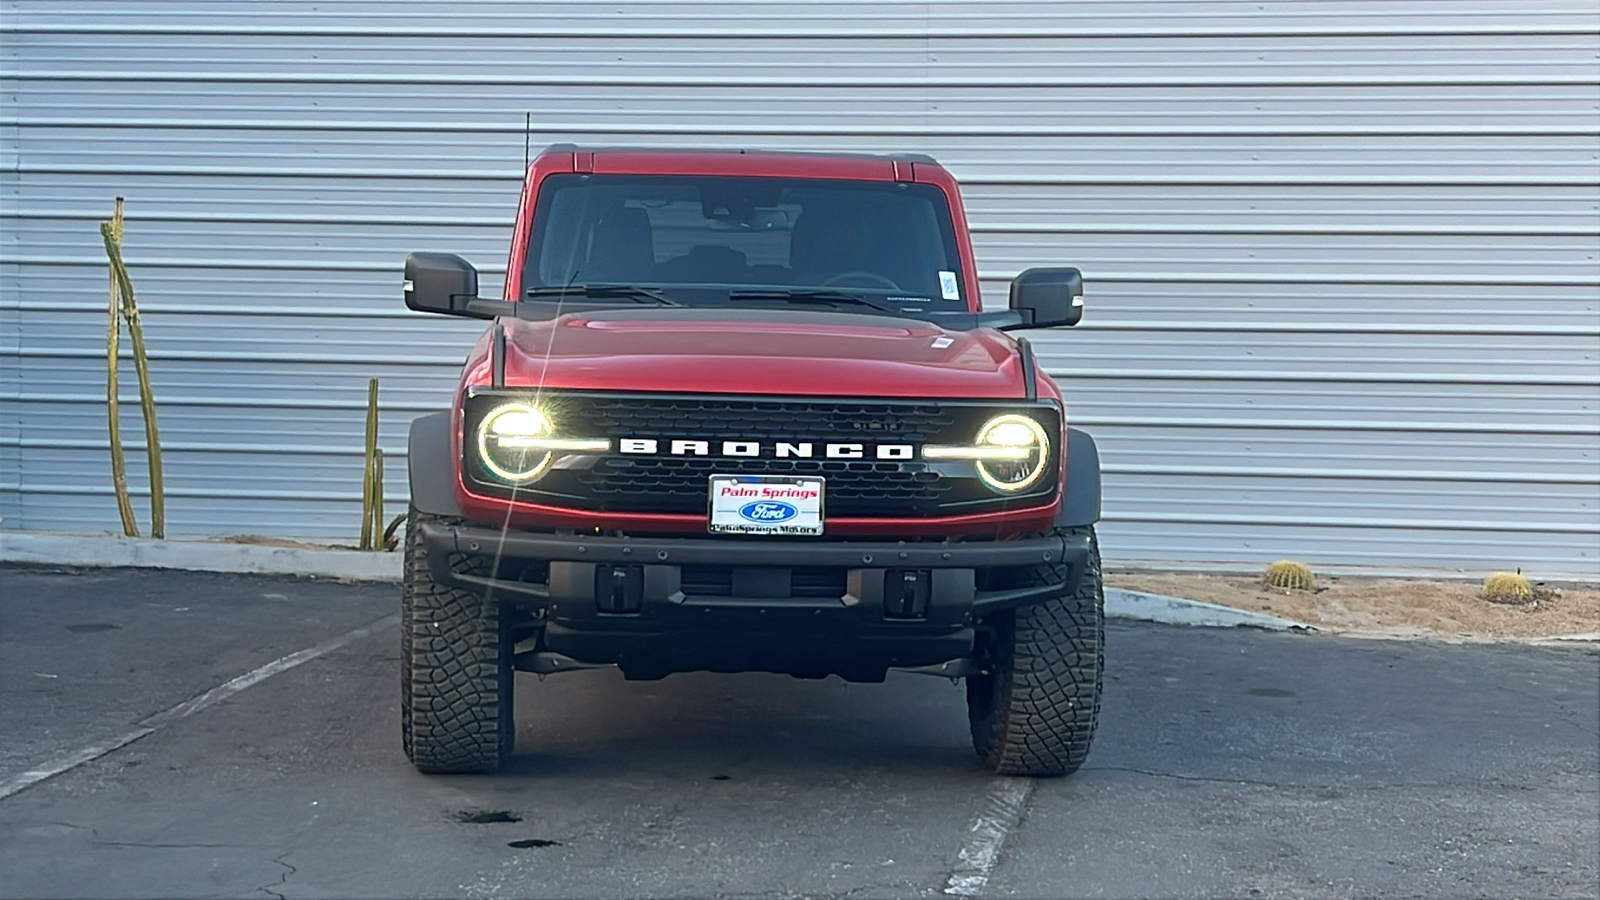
[408,411,463,517]
[1055,427,1102,528]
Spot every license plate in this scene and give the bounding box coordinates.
[708,475,825,536]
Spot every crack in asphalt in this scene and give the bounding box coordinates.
[37,820,97,835]
[256,852,296,900]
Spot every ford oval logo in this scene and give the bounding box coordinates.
[738,500,798,523]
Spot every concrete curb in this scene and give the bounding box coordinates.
[7,531,1594,643]
[1104,588,1314,631]
[0,531,401,583]
[1530,632,1600,644]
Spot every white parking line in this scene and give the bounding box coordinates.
[0,729,157,801]
[944,777,1035,896]
[0,612,399,801]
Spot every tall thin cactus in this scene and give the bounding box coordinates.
[360,378,380,549]
[100,200,164,538]
[104,198,138,536]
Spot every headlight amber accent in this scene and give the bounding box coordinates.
[476,403,557,482]
[924,413,1050,492]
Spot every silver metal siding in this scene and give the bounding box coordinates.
[2,1,1597,574]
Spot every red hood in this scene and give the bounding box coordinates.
[462,308,1032,398]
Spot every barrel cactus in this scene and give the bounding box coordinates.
[1481,571,1534,605]
[1262,560,1315,591]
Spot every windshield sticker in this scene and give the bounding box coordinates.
[887,296,933,304]
[937,271,960,300]
[931,336,954,349]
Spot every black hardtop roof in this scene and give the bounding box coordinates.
[541,143,939,165]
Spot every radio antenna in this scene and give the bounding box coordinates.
[523,112,531,171]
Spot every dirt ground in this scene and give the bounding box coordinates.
[1106,571,1600,640]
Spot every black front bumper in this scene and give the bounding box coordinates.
[419,522,1089,680]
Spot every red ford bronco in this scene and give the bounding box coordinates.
[402,146,1102,776]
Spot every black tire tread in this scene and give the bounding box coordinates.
[968,526,1104,776]
[402,506,513,774]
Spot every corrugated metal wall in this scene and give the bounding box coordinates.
[3,1,1597,574]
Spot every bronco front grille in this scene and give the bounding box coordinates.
[584,397,957,440]
[576,397,956,514]
[461,390,1060,518]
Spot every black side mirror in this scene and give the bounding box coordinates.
[404,252,484,317]
[1008,267,1084,329]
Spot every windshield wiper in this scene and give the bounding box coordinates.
[726,288,897,315]
[523,284,681,306]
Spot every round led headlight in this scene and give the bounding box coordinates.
[476,403,554,483]
[974,414,1050,492]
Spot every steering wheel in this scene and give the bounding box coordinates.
[823,271,900,290]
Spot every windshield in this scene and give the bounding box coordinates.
[521,174,968,312]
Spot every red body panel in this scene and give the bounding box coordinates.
[473,309,1033,398]
[471,146,1060,537]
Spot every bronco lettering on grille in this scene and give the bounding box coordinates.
[619,438,915,461]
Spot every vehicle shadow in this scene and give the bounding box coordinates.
[499,667,983,781]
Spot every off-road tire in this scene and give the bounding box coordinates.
[402,505,513,773]
[967,526,1104,776]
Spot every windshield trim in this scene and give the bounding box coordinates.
[519,173,969,314]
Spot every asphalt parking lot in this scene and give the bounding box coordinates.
[1,565,1596,899]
